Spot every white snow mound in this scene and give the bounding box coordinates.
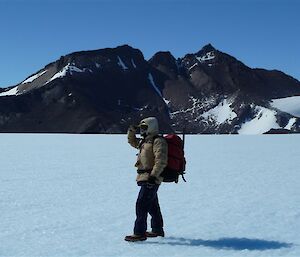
[271,96,300,117]
[239,106,280,134]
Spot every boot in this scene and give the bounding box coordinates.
[145,231,165,238]
[124,234,147,242]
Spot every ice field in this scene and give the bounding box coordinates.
[0,134,299,257]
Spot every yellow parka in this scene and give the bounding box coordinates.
[127,122,168,184]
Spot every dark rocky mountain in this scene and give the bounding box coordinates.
[1,44,300,134]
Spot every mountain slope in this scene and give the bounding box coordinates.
[150,44,300,134]
[1,44,300,134]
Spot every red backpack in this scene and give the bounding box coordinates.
[155,134,186,183]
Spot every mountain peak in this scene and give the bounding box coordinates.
[149,51,179,76]
[197,44,216,56]
[66,44,144,59]
[149,51,176,66]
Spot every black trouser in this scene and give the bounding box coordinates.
[134,183,164,236]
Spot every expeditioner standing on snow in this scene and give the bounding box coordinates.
[125,117,168,242]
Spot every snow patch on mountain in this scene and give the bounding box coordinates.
[132,105,148,111]
[189,96,201,114]
[21,70,47,84]
[271,96,300,117]
[188,63,198,70]
[200,99,237,124]
[131,59,137,68]
[170,96,215,117]
[163,98,170,105]
[117,56,128,70]
[197,51,215,63]
[285,118,297,130]
[47,65,68,82]
[148,73,162,97]
[147,73,170,106]
[69,65,85,74]
[238,106,280,134]
[0,86,19,96]
[48,70,66,82]
[46,64,85,84]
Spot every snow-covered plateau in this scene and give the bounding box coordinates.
[0,134,299,257]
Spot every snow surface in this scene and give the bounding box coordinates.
[239,106,280,134]
[0,134,299,257]
[271,96,300,117]
[0,86,19,96]
[21,70,47,84]
[201,99,237,124]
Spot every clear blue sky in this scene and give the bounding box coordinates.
[0,0,299,87]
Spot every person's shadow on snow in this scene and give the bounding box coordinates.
[144,236,293,251]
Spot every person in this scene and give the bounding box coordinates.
[124,117,168,242]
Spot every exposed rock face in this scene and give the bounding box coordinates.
[1,44,300,134]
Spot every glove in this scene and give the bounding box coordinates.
[147,176,157,188]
